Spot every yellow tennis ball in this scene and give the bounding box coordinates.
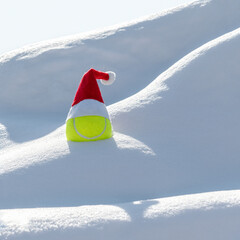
[66,116,113,142]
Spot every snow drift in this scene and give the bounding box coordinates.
[1,0,240,115]
[1,0,240,239]
[1,190,240,240]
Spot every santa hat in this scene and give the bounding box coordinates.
[66,68,116,121]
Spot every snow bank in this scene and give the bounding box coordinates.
[1,23,240,209]
[1,0,240,239]
[1,190,240,240]
[0,0,240,115]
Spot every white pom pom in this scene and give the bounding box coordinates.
[101,71,116,85]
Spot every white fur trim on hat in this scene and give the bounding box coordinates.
[66,99,110,121]
[101,71,116,85]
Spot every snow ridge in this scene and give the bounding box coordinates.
[1,0,240,239]
[1,190,240,240]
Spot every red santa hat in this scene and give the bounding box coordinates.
[66,68,116,121]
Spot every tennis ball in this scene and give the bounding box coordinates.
[66,115,112,142]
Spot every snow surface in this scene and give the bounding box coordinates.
[1,0,240,239]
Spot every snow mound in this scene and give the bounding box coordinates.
[0,0,240,115]
[1,0,240,239]
[1,190,240,240]
[1,23,240,209]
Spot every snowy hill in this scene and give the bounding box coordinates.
[1,0,240,239]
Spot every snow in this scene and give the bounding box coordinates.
[1,0,240,114]
[1,191,240,240]
[1,0,240,239]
